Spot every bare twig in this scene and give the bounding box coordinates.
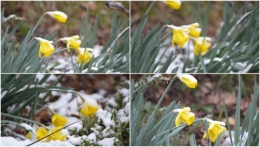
[27,120,81,146]
[105,1,129,16]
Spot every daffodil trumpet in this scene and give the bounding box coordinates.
[59,35,81,52]
[26,124,49,141]
[52,113,68,127]
[176,73,197,88]
[172,107,195,127]
[166,25,189,47]
[163,0,181,10]
[34,37,55,58]
[27,120,81,146]
[203,118,227,142]
[180,23,201,38]
[75,92,99,117]
[45,11,67,23]
[190,36,212,56]
[77,48,94,66]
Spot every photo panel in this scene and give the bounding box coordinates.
[130,74,259,145]
[1,74,130,146]
[1,1,129,73]
[1,0,260,146]
[131,1,259,73]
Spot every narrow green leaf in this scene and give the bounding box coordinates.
[190,134,197,146]
[234,75,242,144]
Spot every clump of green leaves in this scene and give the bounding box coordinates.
[131,74,258,146]
[1,6,129,73]
[1,74,72,134]
[131,1,259,73]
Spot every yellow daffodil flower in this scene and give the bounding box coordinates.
[46,11,67,23]
[193,37,211,56]
[59,35,81,52]
[52,113,68,127]
[172,107,195,127]
[181,23,201,38]
[164,0,181,10]
[80,98,99,117]
[26,132,31,139]
[77,48,94,66]
[203,119,227,142]
[36,127,48,140]
[46,126,66,141]
[177,74,197,88]
[34,37,55,58]
[166,25,189,47]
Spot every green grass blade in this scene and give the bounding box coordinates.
[234,75,242,144]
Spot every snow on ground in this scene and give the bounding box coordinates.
[158,39,251,73]
[158,41,195,73]
[1,75,129,146]
[44,45,103,73]
[97,137,118,146]
[1,137,74,146]
[68,123,83,132]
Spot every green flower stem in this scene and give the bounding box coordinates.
[106,27,129,53]
[69,49,77,72]
[53,48,67,54]
[155,76,176,111]
[75,92,85,102]
[1,112,45,127]
[25,14,46,55]
[194,54,200,67]
[181,48,187,73]
[31,14,46,37]
[199,56,207,73]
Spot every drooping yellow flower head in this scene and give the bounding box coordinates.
[177,74,197,88]
[166,25,189,47]
[164,0,181,10]
[36,127,48,141]
[80,98,99,117]
[34,37,55,58]
[77,48,94,66]
[181,23,201,38]
[46,126,67,141]
[26,132,31,139]
[194,37,211,56]
[46,11,67,23]
[59,35,81,52]
[52,113,68,127]
[172,107,195,127]
[203,119,227,142]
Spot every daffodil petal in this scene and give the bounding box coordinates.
[46,11,67,23]
[175,113,182,127]
[177,74,197,88]
[165,0,181,10]
[52,113,68,127]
